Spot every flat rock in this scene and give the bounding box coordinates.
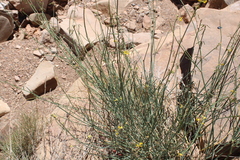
[22,61,57,100]
[29,13,51,26]
[58,6,107,58]
[0,100,10,117]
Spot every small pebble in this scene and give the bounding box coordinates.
[15,45,21,49]
[14,76,20,82]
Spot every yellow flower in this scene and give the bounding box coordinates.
[179,104,184,108]
[115,132,119,136]
[136,142,143,148]
[230,90,235,93]
[196,118,201,122]
[198,0,207,3]
[178,16,183,21]
[123,50,131,55]
[87,135,92,139]
[114,98,118,102]
[118,126,123,129]
[228,48,232,52]
[51,114,58,118]
[219,63,224,66]
[196,115,207,124]
[178,153,183,156]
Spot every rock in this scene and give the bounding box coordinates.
[17,28,26,40]
[45,54,55,61]
[14,75,20,82]
[104,17,117,26]
[0,100,10,117]
[22,61,57,100]
[9,0,49,14]
[50,47,57,54]
[15,45,21,49]
[33,50,44,57]
[40,29,54,44]
[126,20,137,32]
[92,0,134,15]
[0,1,9,10]
[206,0,228,9]
[109,32,153,48]
[206,0,240,9]
[49,17,60,33]
[0,10,14,43]
[179,8,240,156]
[142,15,151,30]
[59,6,107,58]
[179,4,195,23]
[155,16,165,29]
[29,13,51,27]
[225,0,240,5]
[25,24,38,38]
[223,0,240,11]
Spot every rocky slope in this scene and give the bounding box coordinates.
[0,0,240,159]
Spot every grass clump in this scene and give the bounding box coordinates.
[0,113,43,160]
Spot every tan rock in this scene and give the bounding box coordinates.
[126,20,137,32]
[22,61,57,100]
[179,4,195,23]
[0,10,14,43]
[206,0,227,9]
[143,15,152,30]
[9,0,49,14]
[0,100,10,117]
[179,8,240,155]
[59,6,107,58]
[223,0,240,11]
[29,13,51,27]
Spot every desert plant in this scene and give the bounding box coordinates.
[38,0,240,159]
[0,112,43,160]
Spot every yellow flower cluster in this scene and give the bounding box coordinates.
[196,115,207,124]
[178,16,183,22]
[122,50,131,55]
[115,126,123,136]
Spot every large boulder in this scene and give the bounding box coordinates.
[0,10,14,43]
[22,61,57,100]
[183,8,240,98]
[57,6,107,58]
[179,8,240,156]
[9,0,49,14]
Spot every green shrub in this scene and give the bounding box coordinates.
[44,0,240,159]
